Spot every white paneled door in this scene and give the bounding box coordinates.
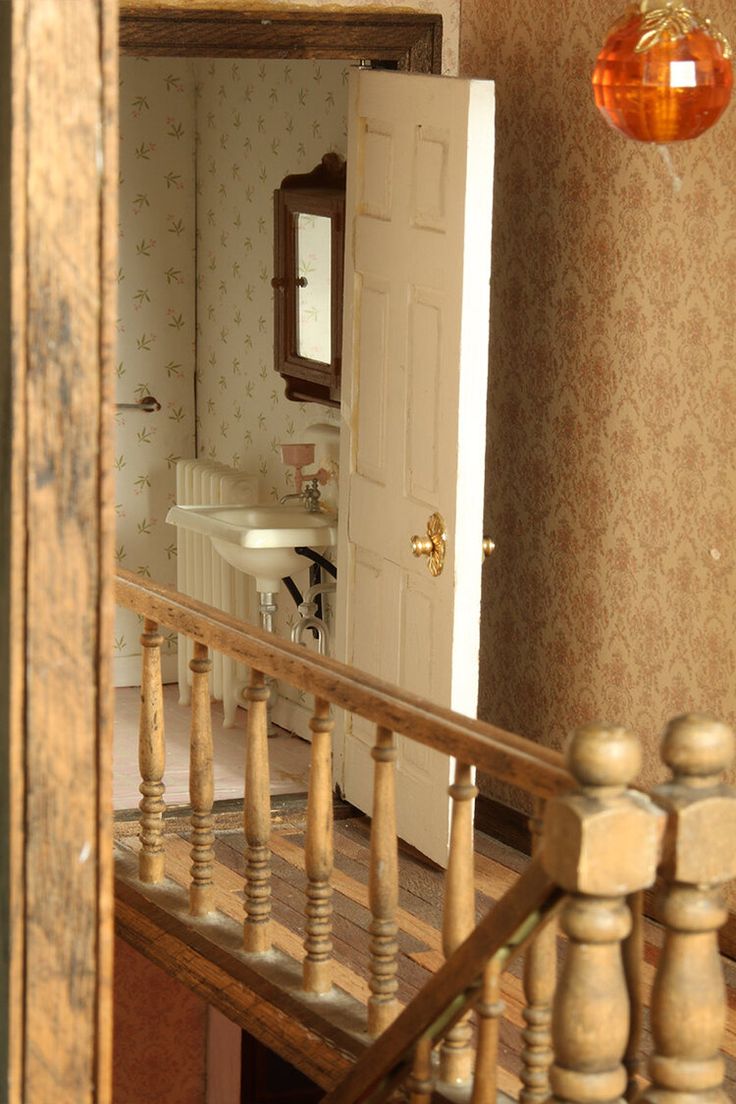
[335,69,496,865]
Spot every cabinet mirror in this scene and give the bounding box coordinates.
[272,153,346,407]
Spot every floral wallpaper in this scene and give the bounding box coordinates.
[116,58,196,680]
[115,0,462,684]
[194,58,346,500]
[117,58,348,689]
[195,59,347,718]
[460,0,736,798]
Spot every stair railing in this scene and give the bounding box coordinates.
[115,570,736,1104]
[117,566,569,1095]
[326,715,736,1104]
[323,722,664,1104]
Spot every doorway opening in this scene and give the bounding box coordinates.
[111,12,444,1099]
[112,9,442,806]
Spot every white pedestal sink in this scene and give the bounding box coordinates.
[166,503,337,593]
[167,502,338,733]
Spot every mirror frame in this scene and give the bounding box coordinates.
[273,154,346,406]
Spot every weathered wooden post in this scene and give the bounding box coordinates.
[640,714,736,1104]
[543,724,664,1104]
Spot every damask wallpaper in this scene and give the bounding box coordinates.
[460,0,736,796]
[116,58,197,681]
[114,937,206,1104]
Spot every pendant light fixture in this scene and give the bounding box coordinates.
[592,0,733,142]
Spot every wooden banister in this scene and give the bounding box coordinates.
[622,890,644,1101]
[189,642,214,916]
[303,697,334,993]
[407,1039,433,1104]
[471,957,503,1104]
[320,854,562,1104]
[117,572,736,1104]
[441,761,477,1082]
[138,619,166,884]
[116,569,570,799]
[367,726,400,1035]
[520,803,556,1104]
[543,725,665,1104]
[243,667,272,953]
[643,715,736,1104]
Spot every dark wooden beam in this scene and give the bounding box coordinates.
[119,7,442,72]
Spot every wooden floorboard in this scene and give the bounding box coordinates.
[115,816,736,1100]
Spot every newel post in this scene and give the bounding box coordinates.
[543,724,665,1104]
[640,714,736,1104]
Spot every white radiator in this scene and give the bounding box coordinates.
[175,459,260,727]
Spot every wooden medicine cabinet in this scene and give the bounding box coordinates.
[272,153,346,407]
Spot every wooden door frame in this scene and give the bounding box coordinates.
[119,5,442,71]
[0,3,441,1101]
[1,1,118,1101]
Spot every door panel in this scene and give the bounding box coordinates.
[355,278,391,484]
[407,289,443,504]
[336,69,495,864]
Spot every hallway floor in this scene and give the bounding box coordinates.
[113,683,310,811]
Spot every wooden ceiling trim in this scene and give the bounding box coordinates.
[119,8,442,72]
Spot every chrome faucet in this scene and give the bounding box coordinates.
[302,477,322,513]
[278,478,323,513]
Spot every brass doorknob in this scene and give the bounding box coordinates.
[482,537,496,558]
[410,512,446,577]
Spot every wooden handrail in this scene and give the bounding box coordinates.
[115,571,736,1104]
[116,568,571,799]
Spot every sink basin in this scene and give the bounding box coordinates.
[166,503,337,591]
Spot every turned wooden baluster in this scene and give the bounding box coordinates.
[303,698,334,993]
[640,714,736,1104]
[243,668,272,952]
[440,760,477,1084]
[543,724,664,1104]
[519,803,556,1104]
[189,642,214,917]
[471,956,504,1104]
[408,1037,434,1104]
[623,890,644,1101]
[368,726,400,1035]
[138,618,166,883]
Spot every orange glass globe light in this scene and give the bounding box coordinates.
[592,5,733,143]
